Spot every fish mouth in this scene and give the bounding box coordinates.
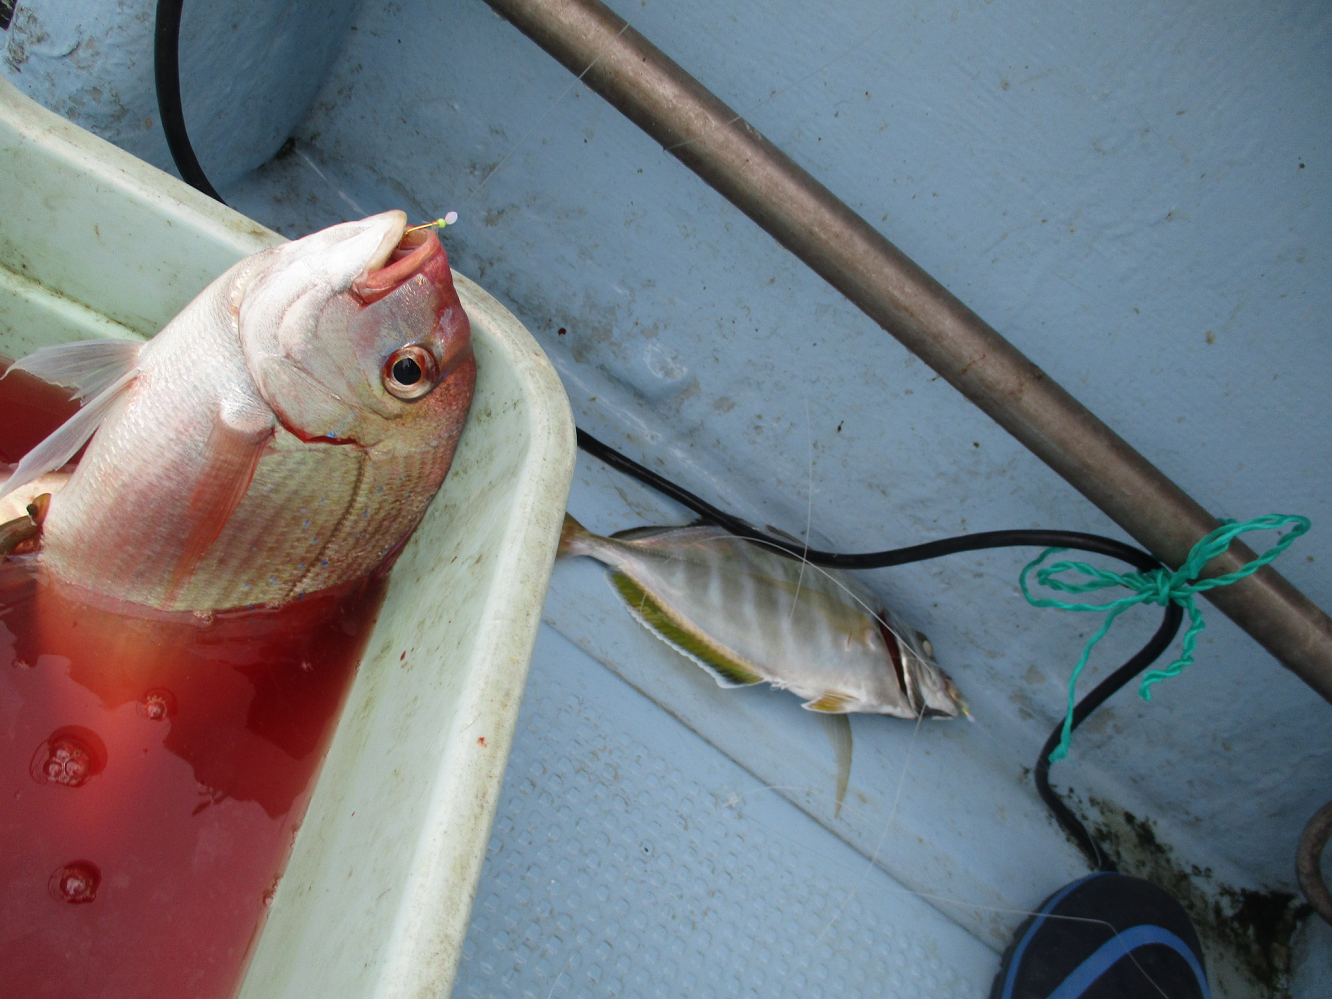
[352,225,445,304]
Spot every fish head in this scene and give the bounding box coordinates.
[902,630,967,719]
[236,210,476,453]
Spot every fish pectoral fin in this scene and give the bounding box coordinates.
[0,367,139,502]
[802,691,855,713]
[6,338,143,401]
[818,712,853,819]
[610,571,764,688]
[165,415,273,601]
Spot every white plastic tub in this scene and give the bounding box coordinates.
[0,77,575,998]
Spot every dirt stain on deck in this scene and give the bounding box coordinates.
[1082,797,1311,998]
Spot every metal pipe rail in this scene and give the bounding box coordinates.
[480,0,1332,702]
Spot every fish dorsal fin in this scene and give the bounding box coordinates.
[818,712,854,819]
[0,367,138,501]
[802,691,854,713]
[7,338,143,401]
[610,571,764,688]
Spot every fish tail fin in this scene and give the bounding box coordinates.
[558,512,593,558]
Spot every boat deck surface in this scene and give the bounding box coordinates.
[5,0,1331,994]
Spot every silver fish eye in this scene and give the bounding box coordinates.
[382,345,437,400]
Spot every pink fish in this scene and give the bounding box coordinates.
[0,211,475,611]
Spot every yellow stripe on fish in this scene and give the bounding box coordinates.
[610,570,765,688]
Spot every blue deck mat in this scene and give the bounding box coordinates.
[453,625,996,999]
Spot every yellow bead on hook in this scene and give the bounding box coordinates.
[406,211,458,234]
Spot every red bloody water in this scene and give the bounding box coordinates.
[0,363,82,464]
[0,361,386,998]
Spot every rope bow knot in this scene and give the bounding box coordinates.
[1020,514,1310,763]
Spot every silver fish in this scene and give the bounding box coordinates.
[0,211,475,611]
[560,514,965,816]
[559,514,965,718]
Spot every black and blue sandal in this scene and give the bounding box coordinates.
[992,872,1210,999]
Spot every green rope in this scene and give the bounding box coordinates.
[1019,514,1311,763]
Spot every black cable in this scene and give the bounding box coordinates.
[577,428,1184,868]
[1033,603,1184,871]
[578,429,1160,572]
[154,0,226,204]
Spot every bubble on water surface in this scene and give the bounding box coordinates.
[49,861,101,904]
[137,688,177,721]
[30,727,107,787]
[261,874,282,908]
[40,741,91,785]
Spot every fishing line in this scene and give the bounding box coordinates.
[157,0,1172,881]
[461,20,633,210]
[543,950,577,999]
[158,0,1182,846]
[127,7,1266,993]
[662,3,891,156]
[293,148,367,217]
[777,708,926,989]
[575,427,1183,871]
[787,377,815,619]
[522,768,1173,997]
[717,780,1175,999]
[578,430,1163,573]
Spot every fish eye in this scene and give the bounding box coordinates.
[382,345,437,400]
[394,357,421,383]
